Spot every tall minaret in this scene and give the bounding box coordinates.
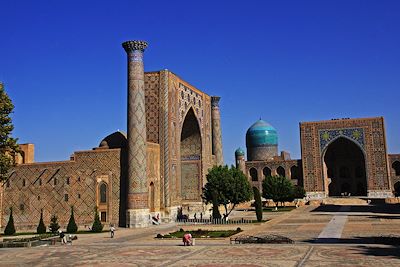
[211,96,224,166]
[122,40,149,228]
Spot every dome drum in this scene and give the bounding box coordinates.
[247,146,278,161]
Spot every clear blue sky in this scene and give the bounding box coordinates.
[1,0,399,165]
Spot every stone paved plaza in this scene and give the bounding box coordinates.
[1,204,400,266]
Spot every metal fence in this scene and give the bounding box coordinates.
[176,218,253,225]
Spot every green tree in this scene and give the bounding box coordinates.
[66,206,78,233]
[203,165,252,219]
[0,83,19,182]
[49,215,60,233]
[293,185,306,199]
[4,207,16,235]
[262,176,294,207]
[36,209,47,234]
[253,187,263,222]
[91,208,103,233]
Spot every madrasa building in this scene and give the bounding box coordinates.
[236,117,400,200]
[2,41,400,232]
[0,40,224,230]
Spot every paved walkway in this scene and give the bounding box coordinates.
[317,206,350,242]
[1,204,400,266]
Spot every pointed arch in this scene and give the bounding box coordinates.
[290,165,299,180]
[180,108,202,201]
[277,166,285,177]
[392,161,400,176]
[263,167,272,178]
[323,137,367,196]
[250,168,258,181]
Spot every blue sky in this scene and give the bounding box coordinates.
[1,0,399,165]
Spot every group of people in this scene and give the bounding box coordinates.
[58,225,116,245]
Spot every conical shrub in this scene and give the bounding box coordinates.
[66,206,78,233]
[91,208,103,233]
[4,207,16,235]
[253,187,263,222]
[37,209,47,234]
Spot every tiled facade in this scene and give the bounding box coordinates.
[238,117,399,199]
[1,68,222,230]
[300,117,393,198]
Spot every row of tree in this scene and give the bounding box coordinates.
[202,165,306,222]
[4,206,104,235]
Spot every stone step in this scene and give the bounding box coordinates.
[321,198,368,205]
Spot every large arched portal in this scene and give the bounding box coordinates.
[324,137,367,196]
[180,108,202,201]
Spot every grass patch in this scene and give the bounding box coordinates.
[1,230,108,237]
[156,228,242,239]
[263,206,296,212]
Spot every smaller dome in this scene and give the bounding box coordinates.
[235,147,245,156]
[99,140,109,148]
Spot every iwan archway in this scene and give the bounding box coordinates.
[180,108,202,201]
[323,137,367,196]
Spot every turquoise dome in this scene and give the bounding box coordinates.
[246,119,278,147]
[235,147,245,156]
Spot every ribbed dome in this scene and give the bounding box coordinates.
[246,119,278,147]
[235,147,245,156]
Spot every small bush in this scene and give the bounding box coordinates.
[179,228,184,232]
[236,227,242,232]
[4,207,16,236]
[49,215,60,233]
[156,233,163,238]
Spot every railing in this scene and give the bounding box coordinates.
[176,218,253,225]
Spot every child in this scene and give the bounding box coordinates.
[110,225,115,238]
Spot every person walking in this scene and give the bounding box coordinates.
[110,225,115,238]
[59,230,66,245]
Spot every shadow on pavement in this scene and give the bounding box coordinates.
[310,204,400,214]
[305,236,400,258]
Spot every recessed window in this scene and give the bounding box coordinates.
[6,180,10,188]
[22,179,26,187]
[37,196,40,200]
[78,177,81,182]
[250,168,258,181]
[39,179,42,186]
[100,183,107,203]
[19,204,24,211]
[54,178,57,186]
[78,193,81,199]
[277,166,286,177]
[66,177,70,185]
[101,212,107,222]
[64,194,69,202]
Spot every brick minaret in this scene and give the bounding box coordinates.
[122,40,149,228]
[235,148,246,173]
[211,96,224,166]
